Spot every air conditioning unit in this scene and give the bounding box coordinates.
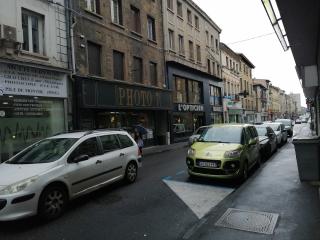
[0,24,17,42]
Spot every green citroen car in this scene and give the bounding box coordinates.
[186,124,261,181]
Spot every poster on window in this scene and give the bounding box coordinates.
[0,63,67,98]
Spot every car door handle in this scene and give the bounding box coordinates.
[119,153,125,157]
[96,160,102,164]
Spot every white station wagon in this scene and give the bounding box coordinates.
[0,130,141,221]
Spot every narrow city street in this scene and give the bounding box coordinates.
[0,124,307,240]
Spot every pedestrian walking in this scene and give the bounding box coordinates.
[134,128,144,155]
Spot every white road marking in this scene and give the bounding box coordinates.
[163,179,234,219]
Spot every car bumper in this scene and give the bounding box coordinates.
[0,192,38,221]
[188,168,241,179]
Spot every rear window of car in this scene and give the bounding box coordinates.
[275,119,291,126]
[256,127,267,136]
[117,134,134,148]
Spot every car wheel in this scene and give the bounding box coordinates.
[38,185,68,221]
[266,144,272,159]
[241,161,249,182]
[256,154,262,167]
[125,161,138,183]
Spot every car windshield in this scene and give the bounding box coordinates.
[275,119,291,126]
[6,138,78,164]
[199,126,242,144]
[256,127,267,136]
[195,127,208,135]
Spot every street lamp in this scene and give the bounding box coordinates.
[261,0,289,51]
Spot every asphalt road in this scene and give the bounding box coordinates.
[0,124,303,240]
[0,146,200,240]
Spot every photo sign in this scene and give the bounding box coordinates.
[0,63,67,98]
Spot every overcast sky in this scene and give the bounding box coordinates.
[193,0,306,107]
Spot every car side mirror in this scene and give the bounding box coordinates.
[72,154,89,163]
[248,139,256,145]
[267,133,274,138]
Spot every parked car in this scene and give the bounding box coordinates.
[0,130,141,221]
[263,122,287,146]
[275,119,293,137]
[188,126,210,146]
[255,125,278,160]
[186,124,261,181]
[301,118,308,123]
[295,119,302,124]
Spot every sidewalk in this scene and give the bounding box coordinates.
[143,141,188,157]
[183,129,320,239]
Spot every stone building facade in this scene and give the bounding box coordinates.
[162,0,223,142]
[71,0,171,145]
[253,79,270,122]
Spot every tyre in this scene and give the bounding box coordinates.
[38,185,68,221]
[266,144,272,159]
[256,154,262,167]
[240,161,249,182]
[125,161,138,183]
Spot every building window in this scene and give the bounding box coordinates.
[174,77,187,103]
[87,41,101,76]
[167,0,173,10]
[133,57,143,83]
[130,6,141,33]
[226,56,228,67]
[147,16,156,41]
[217,64,220,77]
[22,9,44,54]
[212,62,216,75]
[196,45,201,63]
[205,31,209,46]
[149,62,157,86]
[210,85,222,106]
[169,29,175,50]
[178,35,184,55]
[189,41,194,60]
[187,9,192,24]
[215,39,218,50]
[177,1,183,18]
[194,15,199,29]
[111,0,122,25]
[113,50,124,80]
[85,0,100,14]
[211,35,214,48]
[207,59,211,74]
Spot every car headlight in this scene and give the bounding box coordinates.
[224,150,241,158]
[187,148,196,157]
[0,176,38,195]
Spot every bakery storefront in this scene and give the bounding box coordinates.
[0,62,67,162]
[75,77,172,146]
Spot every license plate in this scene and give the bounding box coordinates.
[198,161,218,168]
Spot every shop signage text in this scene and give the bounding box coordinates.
[177,104,204,112]
[0,63,67,98]
[212,106,223,112]
[118,87,161,107]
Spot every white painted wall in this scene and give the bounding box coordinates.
[0,0,68,69]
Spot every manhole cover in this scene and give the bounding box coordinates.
[215,208,279,234]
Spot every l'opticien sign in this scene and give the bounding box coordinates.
[118,87,161,107]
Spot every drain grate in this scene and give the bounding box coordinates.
[215,208,279,235]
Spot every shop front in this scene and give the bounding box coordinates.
[245,110,256,123]
[173,103,205,141]
[75,77,172,146]
[0,62,68,162]
[225,99,243,123]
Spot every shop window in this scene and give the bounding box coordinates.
[210,85,222,106]
[88,41,101,76]
[22,9,44,55]
[133,57,143,83]
[174,77,187,103]
[130,5,141,33]
[111,0,123,25]
[188,80,201,104]
[149,62,157,86]
[147,16,156,41]
[113,50,124,80]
